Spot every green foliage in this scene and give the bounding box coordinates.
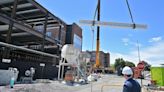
[125,61,135,67]
[110,64,115,71]
[114,58,135,69]
[114,58,125,69]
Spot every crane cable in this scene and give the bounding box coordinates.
[91,1,98,32]
[125,0,136,29]
[92,1,99,29]
[126,0,144,85]
[90,2,99,92]
[91,1,99,50]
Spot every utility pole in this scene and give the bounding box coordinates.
[137,40,141,62]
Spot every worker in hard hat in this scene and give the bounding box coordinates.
[122,66,141,92]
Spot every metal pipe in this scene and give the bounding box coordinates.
[58,60,62,80]
[61,59,65,79]
[0,42,59,58]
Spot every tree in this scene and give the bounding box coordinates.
[114,58,125,69]
[125,61,135,67]
[114,58,135,69]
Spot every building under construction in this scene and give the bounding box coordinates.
[84,51,110,68]
[0,0,82,80]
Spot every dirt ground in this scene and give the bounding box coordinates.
[0,74,150,92]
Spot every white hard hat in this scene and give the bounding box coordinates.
[122,66,133,75]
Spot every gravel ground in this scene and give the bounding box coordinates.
[0,74,150,92]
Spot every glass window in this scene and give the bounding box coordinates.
[46,32,52,37]
[73,34,82,50]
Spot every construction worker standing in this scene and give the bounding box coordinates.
[122,66,141,92]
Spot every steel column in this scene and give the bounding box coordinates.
[6,0,18,43]
[56,24,62,62]
[57,24,63,44]
[0,14,56,44]
[58,24,62,43]
[41,13,48,51]
[4,0,18,58]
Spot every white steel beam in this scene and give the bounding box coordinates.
[79,20,147,30]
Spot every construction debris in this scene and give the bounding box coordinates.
[0,68,19,86]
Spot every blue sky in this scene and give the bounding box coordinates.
[37,0,164,65]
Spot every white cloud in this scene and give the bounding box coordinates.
[110,41,164,66]
[110,52,139,65]
[149,36,162,42]
[139,42,164,65]
[121,38,142,48]
[122,38,129,46]
[122,38,129,43]
[128,34,133,37]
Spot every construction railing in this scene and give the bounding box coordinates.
[101,84,122,92]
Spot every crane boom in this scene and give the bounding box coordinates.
[95,0,101,68]
[79,0,147,70]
